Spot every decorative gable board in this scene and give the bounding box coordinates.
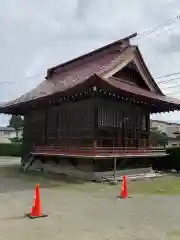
[100,47,162,94]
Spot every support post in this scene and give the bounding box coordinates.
[113,157,117,181]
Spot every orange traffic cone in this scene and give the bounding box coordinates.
[120,176,128,199]
[25,184,48,219]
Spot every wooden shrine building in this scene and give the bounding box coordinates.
[1,33,180,174]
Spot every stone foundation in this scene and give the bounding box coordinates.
[29,158,153,181]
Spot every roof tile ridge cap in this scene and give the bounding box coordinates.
[97,47,133,79]
[94,73,102,78]
[94,73,107,81]
[117,45,134,58]
[98,46,132,77]
[46,42,131,79]
[46,52,105,79]
[95,46,131,79]
[95,74,112,85]
[49,34,136,71]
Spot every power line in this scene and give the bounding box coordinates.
[156,76,180,85]
[138,26,180,54]
[156,77,180,96]
[166,90,180,96]
[0,16,180,87]
[163,82,180,90]
[1,67,180,99]
[1,16,180,85]
[136,14,180,39]
[0,73,44,85]
[158,81,180,95]
[155,71,180,80]
[160,82,180,96]
[136,23,180,45]
[159,43,180,54]
[139,23,180,53]
[133,15,180,56]
[151,23,180,38]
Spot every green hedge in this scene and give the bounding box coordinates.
[166,147,180,170]
[152,147,180,171]
[0,143,22,157]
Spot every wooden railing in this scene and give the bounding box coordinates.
[33,144,166,156]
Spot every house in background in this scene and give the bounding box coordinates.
[150,120,180,148]
[0,127,23,143]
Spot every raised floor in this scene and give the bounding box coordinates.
[32,145,167,158]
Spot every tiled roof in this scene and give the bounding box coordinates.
[1,32,180,113]
[2,46,132,107]
[103,76,180,106]
[47,33,137,76]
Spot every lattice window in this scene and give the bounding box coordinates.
[142,115,146,131]
[98,107,116,128]
[28,110,46,144]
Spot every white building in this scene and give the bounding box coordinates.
[0,127,23,143]
[150,120,180,148]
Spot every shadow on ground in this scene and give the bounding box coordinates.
[0,165,88,194]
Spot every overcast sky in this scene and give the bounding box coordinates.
[1,0,180,125]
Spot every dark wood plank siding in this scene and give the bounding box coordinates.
[24,98,94,152]
[23,96,150,155]
[94,98,149,149]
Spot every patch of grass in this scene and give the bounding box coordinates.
[167,230,180,239]
[1,165,180,195]
[54,175,180,195]
[61,175,180,195]
[127,176,180,195]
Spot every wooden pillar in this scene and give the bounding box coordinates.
[135,115,138,148]
[93,141,97,155]
[44,109,48,145]
[56,107,59,143]
[113,157,117,181]
[21,114,31,159]
[93,99,98,155]
[146,112,150,147]
[139,114,142,148]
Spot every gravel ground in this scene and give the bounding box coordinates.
[0,158,180,239]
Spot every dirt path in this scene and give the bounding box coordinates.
[0,158,179,239]
[0,174,179,240]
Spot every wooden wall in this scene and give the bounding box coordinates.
[95,98,150,148]
[22,97,150,156]
[22,98,94,153]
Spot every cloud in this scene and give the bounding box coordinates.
[1,0,180,125]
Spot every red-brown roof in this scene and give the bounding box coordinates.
[98,75,180,106]
[1,32,180,113]
[1,45,133,107]
[133,46,162,95]
[46,33,137,77]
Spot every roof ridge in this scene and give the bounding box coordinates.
[46,33,137,78]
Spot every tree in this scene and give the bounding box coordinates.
[150,127,169,146]
[8,115,24,139]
